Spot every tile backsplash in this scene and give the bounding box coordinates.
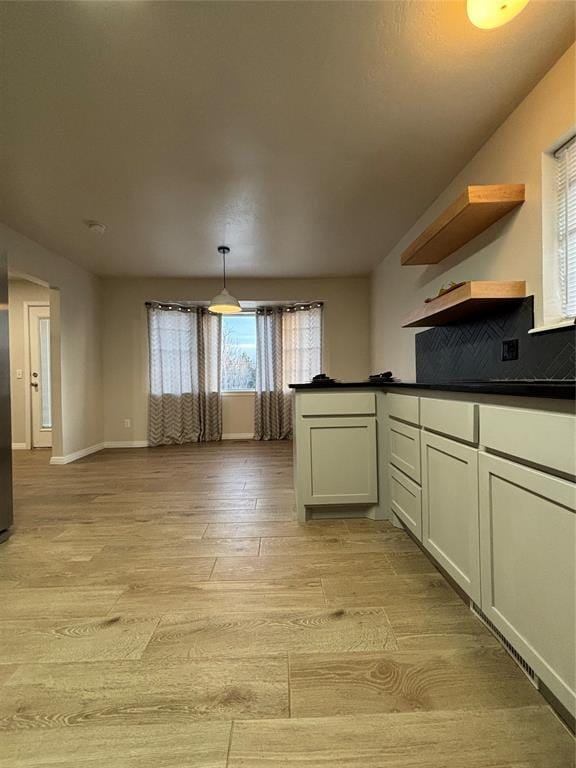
[415,297,575,382]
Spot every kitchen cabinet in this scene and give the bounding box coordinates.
[293,389,381,520]
[299,416,378,507]
[421,430,481,603]
[479,452,576,716]
[293,384,575,720]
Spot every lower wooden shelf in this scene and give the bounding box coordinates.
[402,281,526,328]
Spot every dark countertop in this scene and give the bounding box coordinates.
[289,379,576,399]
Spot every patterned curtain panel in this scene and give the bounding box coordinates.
[254,304,322,440]
[147,304,222,446]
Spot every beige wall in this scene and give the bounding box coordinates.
[2,223,103,457]
[102,277,371,443]
[8,279,50,446]
[371,45,575,379]
[222,393,255,438]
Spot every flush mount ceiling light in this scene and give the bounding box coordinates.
[83,219,107,235]
[208,246,242,314]
[467,0,530,28]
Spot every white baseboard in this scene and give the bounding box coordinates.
[103,440,149,449]
[50,442,106,465]
[50,440,150,464]
[49,436,261,464]
[11,442,28,450]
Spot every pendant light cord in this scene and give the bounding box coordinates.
[218,245,230,290]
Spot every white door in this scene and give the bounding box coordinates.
[28,305,52,448]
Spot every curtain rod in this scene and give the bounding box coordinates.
[146,301,324,313]
[255,302,324,313]
[145,301,207,313]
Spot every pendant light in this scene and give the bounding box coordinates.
[208,246,242,314]
[467,0,530,29]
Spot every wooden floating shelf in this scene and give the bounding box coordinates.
[401,184,525,266]
[402,281,526,328]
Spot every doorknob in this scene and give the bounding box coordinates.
[30,382,38,390]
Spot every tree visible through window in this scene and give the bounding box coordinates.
[221,313,257,391]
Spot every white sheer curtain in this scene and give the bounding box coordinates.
[147,304,222,445]
[254,304,322,440]
[282,305,323,388]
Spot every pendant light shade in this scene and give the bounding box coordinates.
[209,246,242,314]
[208,286,242,314]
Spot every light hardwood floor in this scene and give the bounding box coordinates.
[0,442,573,767]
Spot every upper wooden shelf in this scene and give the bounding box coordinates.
[402,280,526,328]
[400,184,525,266]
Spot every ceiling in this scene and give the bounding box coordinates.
[1,1,574,278]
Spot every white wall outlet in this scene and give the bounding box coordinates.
[124,418,132,429]
[16,369,23,379]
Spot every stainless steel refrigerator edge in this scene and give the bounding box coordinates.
[0,251,13,541]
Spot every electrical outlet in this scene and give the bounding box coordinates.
[501,339,519,362]
[124,418,132,429]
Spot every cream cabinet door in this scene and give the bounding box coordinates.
[421,431,480,603]
[301,417,378,505]
[479,452,576,716]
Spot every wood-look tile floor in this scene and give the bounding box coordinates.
[1,443,573,767]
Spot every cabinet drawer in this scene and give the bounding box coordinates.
[300,392,375,417]
[388,392,420,425]
[390,465,422,540]
[421,397,478,444]
[480,405,576,477]
[389,417,421,484]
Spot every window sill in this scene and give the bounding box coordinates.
[529,318,576,334]
[221,390,255,396]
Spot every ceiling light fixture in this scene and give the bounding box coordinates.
[208,246,242,314]
[467,0,530,28]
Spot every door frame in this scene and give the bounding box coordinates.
[22,301,51,450]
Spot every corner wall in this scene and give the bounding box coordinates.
[1,224,104,458]
[371,45,575,379]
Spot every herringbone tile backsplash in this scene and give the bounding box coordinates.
[415,298,575,382]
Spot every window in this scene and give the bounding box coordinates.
[556,136,576,319]
[221,313,257,391]
[38,317,52,429]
